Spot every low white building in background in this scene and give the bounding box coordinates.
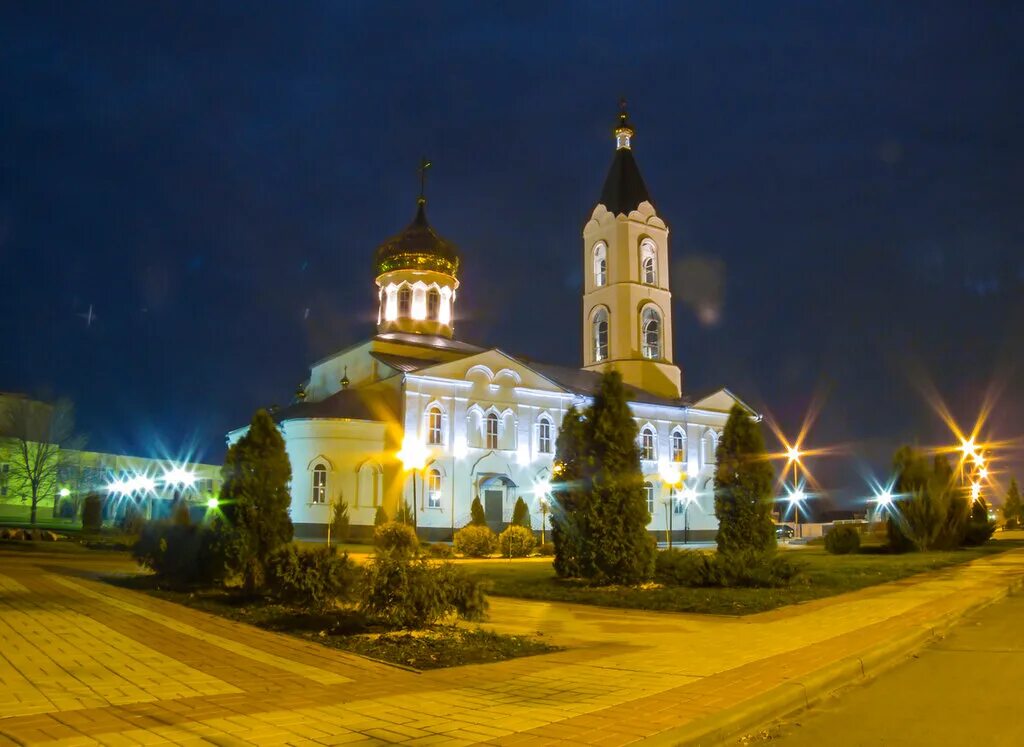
[229,107,754,541]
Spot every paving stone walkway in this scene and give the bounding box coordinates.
[1,546,1023,746]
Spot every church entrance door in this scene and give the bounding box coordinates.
[484,490,503,532]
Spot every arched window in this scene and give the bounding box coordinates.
[426,289,440,321]
[640,239,657,285]
[641,306,661,360]
[426,405,444,445]
[644,481,655,515]
[672,486,685,514]
[593,242,607,287]
[397,286,412,317]
[486,413,499,450]
[538,415,553,454]
[311,464,327,504]
[640,425,657,461]
[702,430,718,466]
[427,468,442,509]
[593,307,609,363]
[671,429,686,463]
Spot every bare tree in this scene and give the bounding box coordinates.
[2,396,84,525]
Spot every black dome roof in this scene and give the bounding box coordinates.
[374,201,461,277]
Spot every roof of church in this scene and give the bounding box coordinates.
[273,387,399,424]
[370,351,442,372]
[374,200,461,277]
[521,359,689,408]
[598,147,653,216]
[374,332,484,354]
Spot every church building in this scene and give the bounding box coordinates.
[229,108,752,542]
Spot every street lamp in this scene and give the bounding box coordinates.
[397,435,428,530]
[788,486,805,534]
[533,478,552,545]
[659,464,683,549]
[786,447,802,537]
[681,486,697,544]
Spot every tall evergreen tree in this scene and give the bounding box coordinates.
[220,409,293,591]
[887,447,967,551]
[373,504,387,527]
[469,496,487,526]
[511,496,532,529]
[551,405,589,578]
[714,404,776,554]
[395,500,415,526]
[1003,478,1022,528]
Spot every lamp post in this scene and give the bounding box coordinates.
[682,486,697,545]
[397,435,428,532]
[659,464,684,550]
[786,447,802,537]
[539,498,549,545]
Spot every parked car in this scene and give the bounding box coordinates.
[775,524,795,539]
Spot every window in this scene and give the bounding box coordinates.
[311,465,327,504]
[671,429,685,463]
[427,405,444,445]
[640,239,657,285]
[486,413,499,450]
[593,308,609,363]
[702,430,718,466]
[641,307,661,360]
[398,286,412,317]
[644,482,654,515]
[593,242,607,287]
[0,463,8,497]
[672,486,685,514]
[538,416,553,454]
[640,426,656,461]
[427,468,442,509]
[426,289,440,321]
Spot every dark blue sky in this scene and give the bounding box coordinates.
[2,2,1022,502]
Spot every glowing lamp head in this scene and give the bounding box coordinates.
[786,446,801,463]
[658,463,682,485]
[789,489,806,505]
[682,487,698,503]
[978,467,989,479]
[206,496,219,509]
[971,482,982,501]
[533,478,553,497]
[162,466,197,488]
[961,438,976,457]
[876,490,893,506]
[58,487,71,498]
[397,434,428,471]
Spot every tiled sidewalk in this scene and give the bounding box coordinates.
[1,546,1022,745]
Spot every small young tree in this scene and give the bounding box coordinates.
[551,405,590,578]
[469,496,487,526]
[395,500,414,526]
[328,496,349,547]
[511,496,532,529]
[220,409,294,592]
[714,404,776,555]
[2,397,84,525]
[1003,478,1022,529]
[887,447,967,551]
[373,504,387,527]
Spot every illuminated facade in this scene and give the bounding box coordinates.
[232,109,752,541]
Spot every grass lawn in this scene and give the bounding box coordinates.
[458,541,1024,616]
[107,576,559,670]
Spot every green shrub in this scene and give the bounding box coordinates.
[360,556,488,628]
[424,542,455,559]
[132,522,228,586]
[395,500,415,526]
[887,446,968,551]
[470,497,487,526]
[266,545,358,610]
[453,525,497,557]
[709,550,805,588]
[373,505,387,526]
[963,501,996,546]
[537,542,555,556]
[511,497,532,529]
[655,549,714,586]
[118,501,146,536]
[499,525,535,557]
[172,499,191,527]
[825,525,861,555]
[330,498,349,542]
[81,493,103,532]
[57,499,76,519]
[374,521,419,558]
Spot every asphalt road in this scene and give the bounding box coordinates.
[760,590,1024,746]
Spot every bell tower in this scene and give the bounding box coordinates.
[581,103,682,399]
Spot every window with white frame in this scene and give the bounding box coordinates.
[426,405,444,445]
[593,307,609,363]
[538,416,553,454]
[593,242,607,287]
[702,430,718,466]
[640,426,656,461]
[641,306,661,360]
[644,481,654,515]
[640,239,657,285]
[427,468,442,509]
[486,413,499,450]
[311,464,327,504]
[671,429,685,463]
[397,286,412,317]
[426,289,440,321]
[672,486,685,514]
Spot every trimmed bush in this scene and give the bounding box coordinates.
[118,501,146,536]
[57,499,76,519]
[81,493,103,532]
[655,549,714,586]
[511,497,532,529]
[825,525,861,555]
[267,545,358,610]
[132,522,228,585]
[360,556,488,628]
[374,521,419,558]
[708,550,805,588]
[537,542,555,556]
[453,525,498,557]
[963,501,996,546]
[424,542,455,559]
[499,525,536,558]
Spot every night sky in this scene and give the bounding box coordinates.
[2,2,1022,506]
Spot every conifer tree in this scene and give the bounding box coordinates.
[395,500,415,526]
[1003,478,1022,528]
[329,497,349,545]
[583,370,656,584]
[714,404,776,554]
[220,409,294,591]
[511,496,532,529]
[373,504,387,527]
[470,496,487,526]
[551,404,589,578]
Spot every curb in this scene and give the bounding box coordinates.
[649,565,1024,746]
